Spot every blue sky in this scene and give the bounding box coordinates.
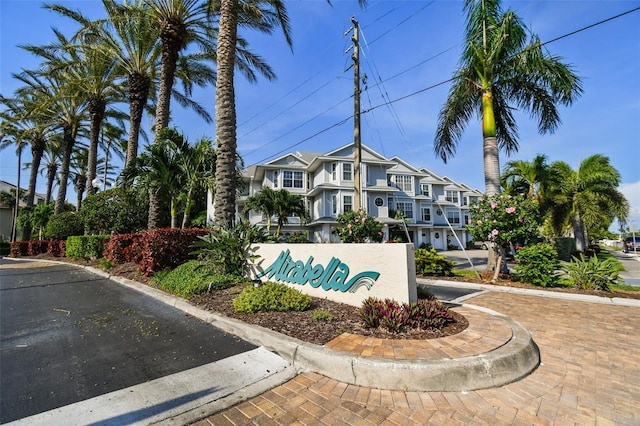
[1,0,639,231]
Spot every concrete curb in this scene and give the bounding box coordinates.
[105,269,540,392]
[418,278,640,308]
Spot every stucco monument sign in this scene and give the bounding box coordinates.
[250,243,417,307]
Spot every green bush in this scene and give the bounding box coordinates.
[559,254,622,292]
[45,212,84,240]
[191,223,264,276]
[414,248,455,276]
[79,187,149,235]
[312,310,334,322]
[151,260,243,298]
[66,235,110,260]
[514,243,559,287]
[286,231,309,243]
[232,282,311,313]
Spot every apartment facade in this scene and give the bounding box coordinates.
[207,143,483,250]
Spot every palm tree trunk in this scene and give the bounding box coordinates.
[214,0,239,228]
[46,164,57,204]
[55,127,74,214]
[482,91,501,196]
[86,103,105,197]
[181,188,194,229]
[148,190,163,229]
[125,73,150,171]
[156,39,179,134]
[23,137,45,240]
[12,148,22,242]
[572,214,587,252]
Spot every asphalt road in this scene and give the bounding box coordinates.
[0,259,256,424]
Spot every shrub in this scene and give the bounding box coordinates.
[10,241,29,257]
[559,254,622,291]
[45,212,84,240]
[152,260,242,298]
[232,282,311,313]
[333,209,384,243]
[27,240,49,256]
[47,240,66,257]
[79,187,148,235]
[414,248,455,276]
[0,241,9,256]
[103,233,143,264]
[137,228,209,276]
[66,235,110,260]
[286,231,309,243]
[312,310,334,322]
[359,297,453,333]
[191,223,262,277]
[514,243,559,287]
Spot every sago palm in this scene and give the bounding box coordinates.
[434,0,583,195]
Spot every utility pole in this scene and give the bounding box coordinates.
[349,16,362,211]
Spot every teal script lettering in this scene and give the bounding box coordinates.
[255,249,380,293]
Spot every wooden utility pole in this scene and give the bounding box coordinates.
[350,17,362,211]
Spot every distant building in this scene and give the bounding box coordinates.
[0,180,46,241]
[207,143,483,249]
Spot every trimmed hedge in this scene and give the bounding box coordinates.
[137,228,209,276]
[66,235,110,260]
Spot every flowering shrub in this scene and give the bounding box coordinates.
[359,297,454,333]
[466,194,541,250]
[333,209,384,243]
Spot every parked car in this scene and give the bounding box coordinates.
[623,236,640,253]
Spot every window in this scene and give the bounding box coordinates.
[283,170,303,188]
[445,190,459,203]
[420,183,430,197]
[273,170,279,188]
[462,196,468,206]
[391,175,412,192]
[447,210,461,224]
[343,163,353,181]
[374,197,384,207]
[331,163,337,181]
[332,195,337,215]
[421,207,431,222]
[395,201,413,219]
[343,195,353,213]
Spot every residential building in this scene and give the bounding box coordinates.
[207,143,483,250]
[0,180,47,241]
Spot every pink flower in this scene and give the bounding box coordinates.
[477,220,482,225]
[347,224,352,229]
[505,207,516,214]
[491,202,497,209]
[491,229,499,236]
[362,218,366,223]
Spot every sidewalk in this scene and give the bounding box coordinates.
[197,289,640,425]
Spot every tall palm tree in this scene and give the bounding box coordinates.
[41,4,127,198]
[70,146,90,210]
[212,0,367,227]
[544,154,629,252]
[501,154,550,201]
[434,0,583,196]
[0,94,52,240]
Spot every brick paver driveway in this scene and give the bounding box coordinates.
[201,292,640,425]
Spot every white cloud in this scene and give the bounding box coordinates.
[620,181,640,217]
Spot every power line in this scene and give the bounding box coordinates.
[250,5,640,165]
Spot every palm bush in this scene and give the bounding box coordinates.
[559,255,622,291]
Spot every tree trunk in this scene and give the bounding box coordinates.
[214,0,239,228]
[55,127,74,214]
[86,100,105,197]
[45,163,57,204]
[22,137,45,240]
[572,214,587,252]
[125,72,150,172]
[156,38,179,134]
[12,148,22,242]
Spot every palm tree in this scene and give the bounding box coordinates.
[434,0,582,196]
[125,127,187,228]
[501,154,550,201]
[70,146,90,210]
[39,140,63,204]
[212,0,367,227]
[272,189,307,238]
[242,186,277,233]
[544,154,629,252]
[179,136,216,228]
[0,94,52,240]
